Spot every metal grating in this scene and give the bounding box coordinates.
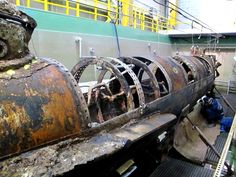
[205,133,228,165]
[224,94,236,113]
[150,158,214,177]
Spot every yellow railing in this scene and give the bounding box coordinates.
[15,0,178,32]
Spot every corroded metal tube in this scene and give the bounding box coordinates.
[0,1,89,159]
[154,56,188,91]
[173,55,214,81]
[0,0,218,164]
[0,59,90,158]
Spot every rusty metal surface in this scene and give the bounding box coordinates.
[0,0,36,61]
[0,58,90,159]
[194,56,214,75]
[71,57,135,122]
[205,55,217,75]
[173,55,199,81]
[0,51,216,176]
[0,1,219,173]
[113,113,176,141]
[0,69,215,159]
[173,55,213,81]
[155,56,188,91]
[0,1,90,159]
[184,56,210,78]
[0,113,177,177]
[119,57,160,100]
[0,133,128,177]
[41,57,90,127]
[145,75,215,117]
[133,56,173,94]
[99,57,145,108]
[70,54,215,128]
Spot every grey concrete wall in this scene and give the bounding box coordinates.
[29,30,172,69]
[29,29,172,81]
[29,29,236,91]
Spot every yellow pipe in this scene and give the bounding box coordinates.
[26,0,30,7]
[141,11,145,30]
[121,0,129,26]
[33,0,44,4]
[151,19,154,32]
[94,0,98,20]
[80,9,95,15]
[13,0,172,32]
[44,0,48,11]
[138,13,141,29]
[133,10,137,29]
[16,0,20,6]
[107,0,110,20]
[76,0,80,17]
[66,0,69,15]
[169,0,178,28]
[47,2,66,8]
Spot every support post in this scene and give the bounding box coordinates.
[94,0,98,20]
[16,0,20,6]
[44,0,48,11]
[66,0,69,15]
[169,0,178,28]
[121,0,129,26]
[76,0,80,17]
[26,0,30,7]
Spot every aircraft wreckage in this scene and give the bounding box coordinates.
[0,1,218,176]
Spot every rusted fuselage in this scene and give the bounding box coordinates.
[0,1,218,176]
[71,55,215,124]
[0,54,216,176]
[0,54,216,160]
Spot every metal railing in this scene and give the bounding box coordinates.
[15,0,179,32]
[214,114,236,177]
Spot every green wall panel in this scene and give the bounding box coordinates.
[171,36,236,46]
[19,7,171,44]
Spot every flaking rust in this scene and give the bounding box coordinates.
[0,0,89,159]
[0,133,128,177]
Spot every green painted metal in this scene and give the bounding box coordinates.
[230,139,236,171]
[171,36,236,46]
[18,7,171,44]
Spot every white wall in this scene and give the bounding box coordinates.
[177,0,236,32]
[134,0,166,17]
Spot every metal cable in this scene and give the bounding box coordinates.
[107,13,121,58]
[153,0,221,36]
